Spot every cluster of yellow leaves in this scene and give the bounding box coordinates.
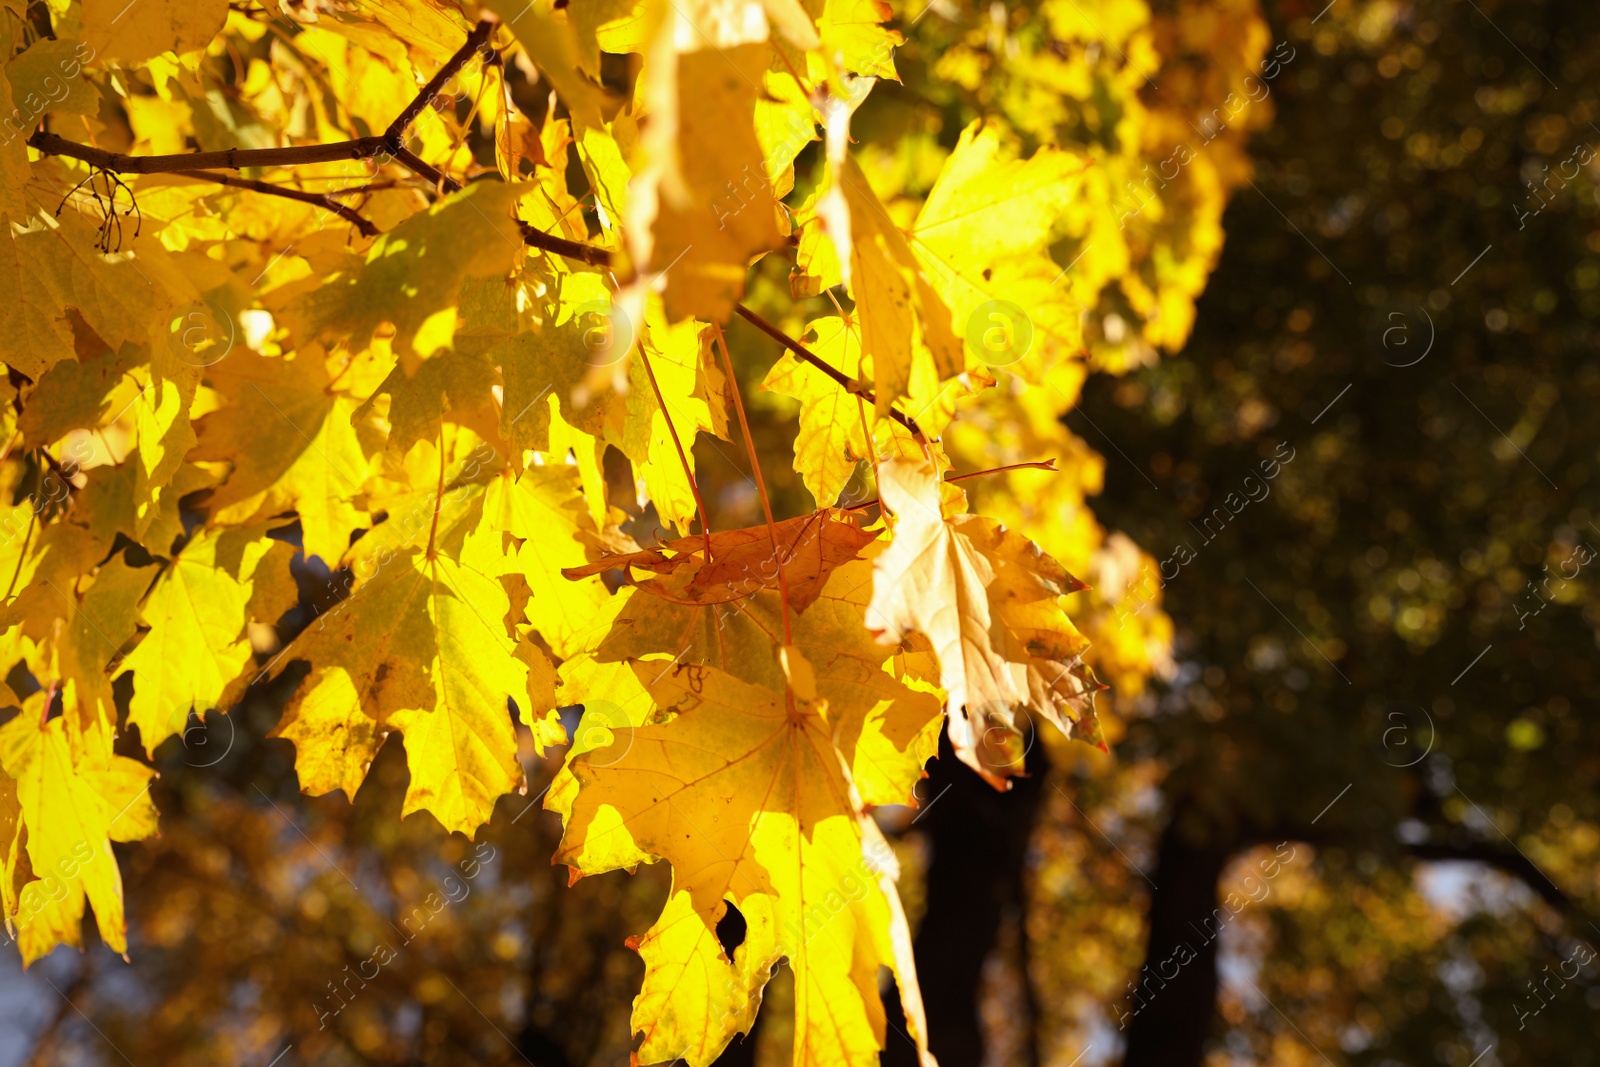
[825,0,1279,721]
[0,0,1268,1056]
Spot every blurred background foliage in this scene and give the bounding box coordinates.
[5,0,1600,1064]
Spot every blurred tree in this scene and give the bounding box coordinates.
[1072,1,1600,1065]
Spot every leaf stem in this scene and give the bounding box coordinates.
[638,345,714,562]
[425,424,446,561]
[731,303,923,437]
[712,322,792,647]
[4,509,35,601]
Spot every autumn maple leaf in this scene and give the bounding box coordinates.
[866,457,1103,787]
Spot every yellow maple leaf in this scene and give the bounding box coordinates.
[495,270,625,460]
[0,694,158,964]
[121,524,295,755]
[556,661,934,1067]
[866,457,1100,787]
[0,208,188,382]
[80,0,225,64]
[623,310,720,532]
[839,155,964,411]
[11,553,158,752]
[6,40,101,118]
[277,181,524,364]
[760,316,875,509]
[315,0,472,66]
[479,464,612,659]
[192,350,371,566]
[0,66,29,219]
[907,120,1087,377]
[269,465,537,838]
[817,0,901,79]
[623,0,788,323]
[555,548,943,812]
[130,362,198,539]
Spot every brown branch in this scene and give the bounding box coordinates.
[517,221,615,268]
[25,19,496,191]
[318,179,400,195]
[732,303,923,437]
[384,19,496,150]
[1404,840,1570,911]
[176,170,378,235]
[28,130,387,175]
[390,144,461,194]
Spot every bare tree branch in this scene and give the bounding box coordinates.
[1404,840,1570,911]
[26,19,495,194]
[389,144,461,194]
[27,131,387,175]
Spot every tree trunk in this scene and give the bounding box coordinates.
[1118,818,1233,1067]
[883,731,1051,1066]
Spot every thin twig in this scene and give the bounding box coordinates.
[732,303,923,437]
[312,179,400,194]
[176,171,378,235]
[948,459,1058,481]
[842,459,1060,512]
